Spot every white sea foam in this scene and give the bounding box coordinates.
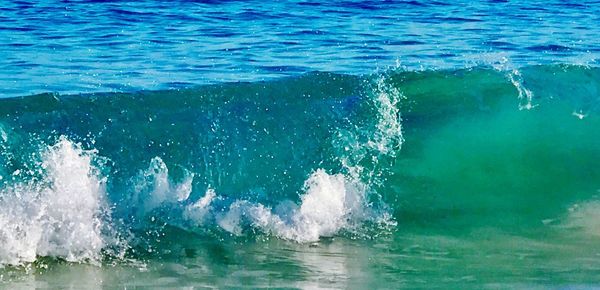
[133,161,389,242]
[0,137,117,266]
[215,169,383,242]
[132,157,194,218]
[184,187,217,226]
[367,76,404,156]
[133,161,393,243]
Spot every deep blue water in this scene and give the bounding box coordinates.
[1,0,599,97]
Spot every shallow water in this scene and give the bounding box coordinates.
[2,1,600,289]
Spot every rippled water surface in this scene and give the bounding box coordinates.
[1,0,599,96]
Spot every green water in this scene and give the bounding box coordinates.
[1,65,600,288]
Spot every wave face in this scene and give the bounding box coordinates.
[1,65,600,268]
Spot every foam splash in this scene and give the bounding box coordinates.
[131,157,194,218]
[113,76,403,243]
[130,159,375,242]
[0,137,117,266]
[215,76,400,241]
[131,77,402,242]
[214,169,377,242]
[488,57,536,110]
[367,76,404,157]
[132,162,394,242]
[183,187,217,226]
[507,69,536,110]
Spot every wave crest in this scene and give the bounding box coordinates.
[0,137,121,266]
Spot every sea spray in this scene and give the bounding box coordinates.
[489,57,536,110]
[507,69,536,110]
[118,75,403,242]
[214,169,369,242]
[202,75,403,241]
[131,157,194,219]
[0,137,121,266]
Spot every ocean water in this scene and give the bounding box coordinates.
[1,1,600,289]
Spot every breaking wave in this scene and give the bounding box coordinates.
[1,64,600,266]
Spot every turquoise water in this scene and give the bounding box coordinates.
[2,1,600,289]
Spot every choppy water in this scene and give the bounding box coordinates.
[2,1,600,289]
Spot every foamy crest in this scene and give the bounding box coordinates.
[129,157,220,228]
[212,169,380,242]
[132,157,194,217]
[368,76,404,157]
[130,161,375,242]
[0,137,115,266]
[184,187,217,225]
[295,169,365,236]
